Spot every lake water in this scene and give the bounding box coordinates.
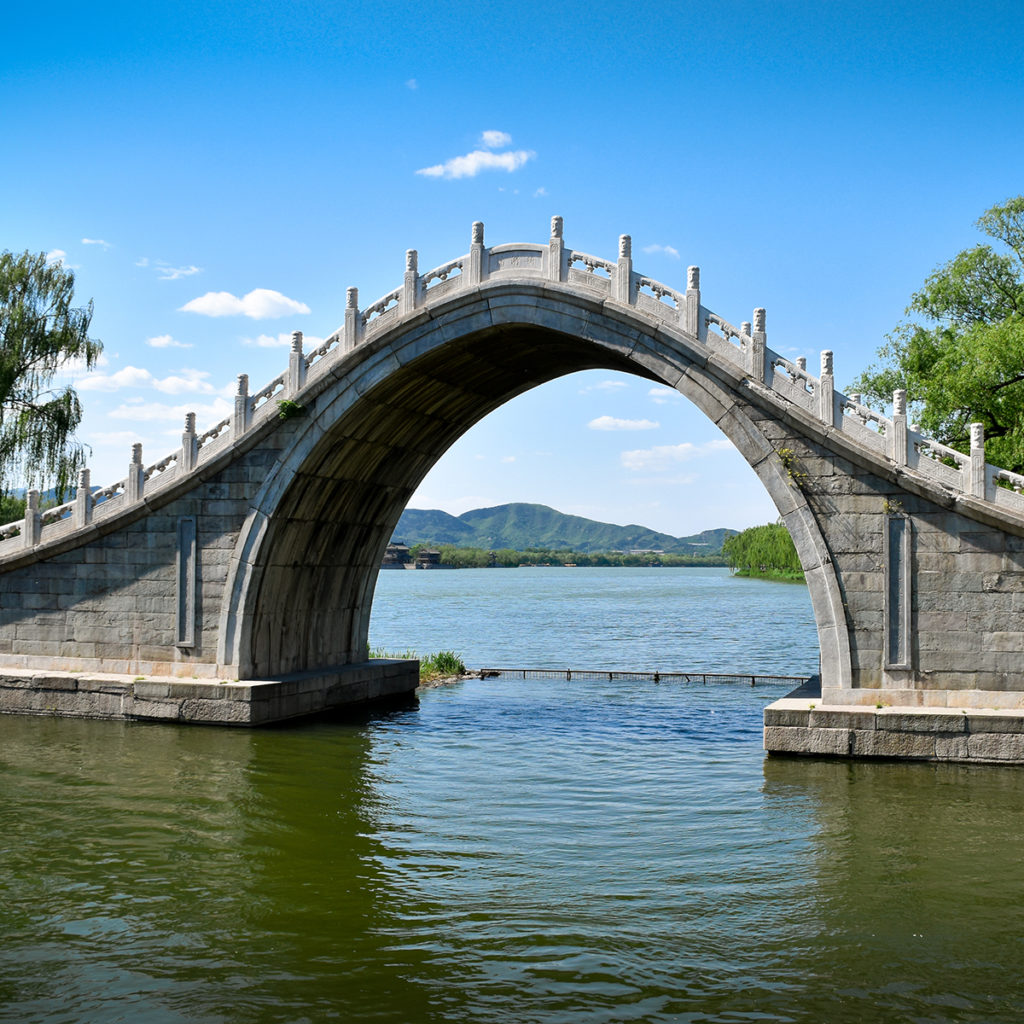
[2,568,1024,1023]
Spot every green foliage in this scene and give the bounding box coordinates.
[277,399,305,420]
[368,646,467,682]
[850,196,1024,471]
[420,544,728,569]
[0,493,26,526]
[722,522,803,581]
[0,251,103,498]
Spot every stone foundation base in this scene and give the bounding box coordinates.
[765,694,1024,764]
[0,659,419,726]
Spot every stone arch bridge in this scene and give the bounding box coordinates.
[3,218,1024,747]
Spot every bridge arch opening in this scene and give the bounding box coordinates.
[219,289,848,687]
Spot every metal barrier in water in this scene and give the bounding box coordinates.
[477,668,810,688]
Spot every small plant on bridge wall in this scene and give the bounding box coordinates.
[777,447,808,486]
[276,399,305,421]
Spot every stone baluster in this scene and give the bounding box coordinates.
[181,413,198,474]
[547,216,565,282]
[402,249,419,315]
[891,389,908,466]
[127,443,144,503]
[288,331,306,395]
[233,374,251,436]
[74,469,92,529]
[343,287,362,352]
[969,422,987,498]
[22,489,40,548]
[819,350,836,426]
[615,234,633,305]
[467,221,485,286]
[750,308,767,384]
[686,266,701,337]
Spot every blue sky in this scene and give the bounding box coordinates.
[5,0,1024,536]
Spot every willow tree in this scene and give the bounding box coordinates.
[0,250,103,499]
[851,196,1024,472]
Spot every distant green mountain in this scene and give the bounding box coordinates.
[391,502,735,554]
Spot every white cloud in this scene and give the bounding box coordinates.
[500,455,516,463]
[109,398,233,424]
[533,187,548,198]
[589,416,660,431]
[406,78,418,90]
[642,244,680,259]
[147,334,193,349]
[648,386,680,405]
[416,148,535,180]
[621,439,734,471]
[45,249,69,266]
[579,380,628,394]
[480,130,512,149]
[241,332,324,348]
[82,238,111,249]
[136,257,150,267]
[180,288,311,319]
[76,366,218,395]
[156,263,202,281]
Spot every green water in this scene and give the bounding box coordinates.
[2,675,1024,1023]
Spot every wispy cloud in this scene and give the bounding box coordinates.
[642,244,680,259]
[500,455,516,463]
[406,78,418,90]
[147,334,193,349]
[416,131,535,179]
[621,439,733,471]
[109,398,233,424]
[480,130,512,149]
[241,332,324,348]
[533,186,548,198]
[76,366,219,395]
[81,238,112,249]
[156,263,202,281]
[578,380,628,395]
[45,249,76,267]
[589,416,660,431]
[648,386,680,405]
[180,288,310,319]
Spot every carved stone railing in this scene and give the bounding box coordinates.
[3,215,1024,564]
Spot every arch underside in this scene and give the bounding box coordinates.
[229,300,850,688]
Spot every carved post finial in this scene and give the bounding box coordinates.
[406,249,418,273]
[289,330,307,394]
[234,374,251,436]
[685,266,700,337]
[402,250,420,315]
[821,350,834,376]
[184,412,196,434]
[472,221,484,245]
[687,266,700,290]
[128,444,144,502]
[551,215,563,239]
[291,330,303,353]
[893,388,907,416]
[346,286,358,309]
[753,307,766,333]
[619,234,631,259]
[969,422,987,498]
[74,469,92,528]
[23,488,40,547]
[741,321,752,336]
[750,308,767,384]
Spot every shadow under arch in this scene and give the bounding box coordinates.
[218,285,850,688]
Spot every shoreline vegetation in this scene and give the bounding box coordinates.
[722,523,804,583]
[393,542,728,569]
[369,647,468,684]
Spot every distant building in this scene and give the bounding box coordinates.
[415,548,442,568]
[381,543,411,568]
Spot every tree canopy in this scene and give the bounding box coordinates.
[851,197,1024,472]
[0,251,103,497]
